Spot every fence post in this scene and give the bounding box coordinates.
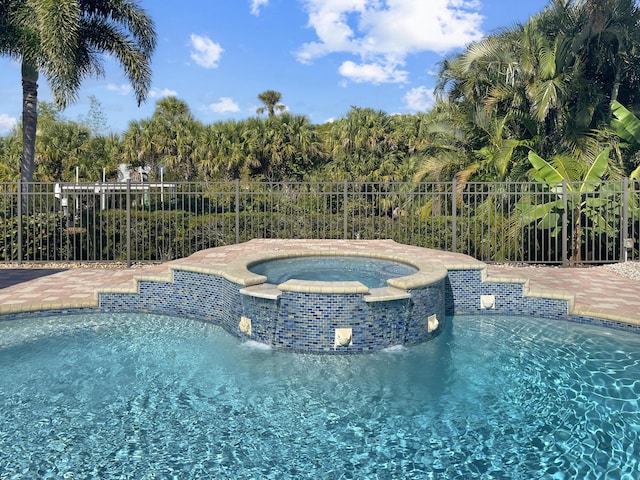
[126,179,131,267]
[562,180,569,266]
[343,180,348,239]
[17,180,23,265]
[451,178,457,253]
[235,179,240,244]
[620,177,630,263]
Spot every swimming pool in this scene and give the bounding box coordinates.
[1,312,638,478]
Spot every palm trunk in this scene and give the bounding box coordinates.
[572,206,582,265]
[21,62,38,212]
[610,64,622,108]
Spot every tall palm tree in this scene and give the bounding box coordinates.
[571,0,640,109]
[0,0,156,192]
[121,118,152,172]
[154,96,191,120]
[263,113,322,181]
[256,90,286,117]
[148,97,200,181]
[326,107,397,181]
[121,97,201,181]
[195,121,251,181]
[35,115,91,181]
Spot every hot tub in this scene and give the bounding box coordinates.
[236,251,448,352]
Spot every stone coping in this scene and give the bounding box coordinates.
[240,283,414,302]
[365,287,413,302]
[277,279,370,294]
[233,250,450,295]
[96,250,451,299]
[483,271,640,326]
[1,239,636,328]
[0,298,99,314]
[239,283,282,300]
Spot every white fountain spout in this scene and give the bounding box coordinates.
[427,315,439,333]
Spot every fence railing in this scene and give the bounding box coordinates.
[1,179,638,266]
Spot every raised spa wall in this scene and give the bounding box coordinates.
[93,246,606,353]
[97,252,449,353]
[235,253,448,352]
[4,247,630,353]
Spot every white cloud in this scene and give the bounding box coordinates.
[209,97,240,113]
[339,60,408,84]
[108,84,175,99]
[296,0,483,84]
[404,86,435,111]
[359,0,483,55]
[0,113,17,133]
[149,88,178,99]
[250,0,269,15]
[189,34,224,69]
[107,83,132,95]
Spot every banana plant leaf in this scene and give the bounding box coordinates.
[612,100,640,145]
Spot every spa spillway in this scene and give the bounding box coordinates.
[236,252,448,353]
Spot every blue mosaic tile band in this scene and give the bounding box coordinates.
[0,266,624,353]
[99,269,446,353]
[239,285,446,353]
[99,270,244,332]
[0,307,101,321]
[446,270,569,319]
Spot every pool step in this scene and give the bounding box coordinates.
[365,287,411,302]
[239,283,282,300]
[239,283,412,303]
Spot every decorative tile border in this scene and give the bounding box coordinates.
[98,268,446,354]
[2,243,639,351]
[446,269,569,319]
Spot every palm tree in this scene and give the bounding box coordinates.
[82,132,121,182]
[35,112,91,181]
[436,0,640,176]
[575,0,640,109]
[0,133,21,182]
[0,0,156,193]
[154,96,192,120]
[325,107,395,181]
[611,100,640,179]
[121,119,152,172]
[121,97,201,181]
[195,121,252,181]
[263,113,322,181]
[256,90,286,117]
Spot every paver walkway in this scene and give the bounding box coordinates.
[0,239,638,324]
[486,264,639,324]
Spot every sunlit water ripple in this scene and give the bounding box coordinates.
[1,312,639,479]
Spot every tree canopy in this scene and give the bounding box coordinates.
[0,0,156,187]
[2,0,640,184]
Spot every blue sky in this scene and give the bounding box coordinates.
[0,0,550,134]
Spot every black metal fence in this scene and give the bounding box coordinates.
[1,179,638,265]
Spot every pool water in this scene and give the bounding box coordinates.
[1,313,639,479]
[248,256,418,288]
